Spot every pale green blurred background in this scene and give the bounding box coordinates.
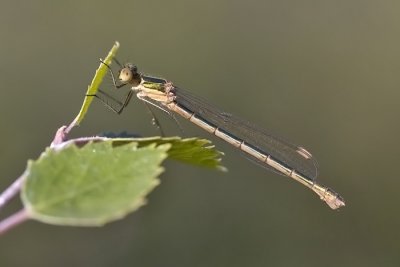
[1,0,399,266]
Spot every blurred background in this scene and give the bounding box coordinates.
[0,0,399,266]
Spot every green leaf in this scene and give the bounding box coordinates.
[21,137,225,226]
[21,141,168,226]
[69,41,120,128]
[109,136,226,171]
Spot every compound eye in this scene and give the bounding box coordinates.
[119,68,133,82]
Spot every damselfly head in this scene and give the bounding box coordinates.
[118,63,139,83]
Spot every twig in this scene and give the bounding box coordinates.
[0,125,70,235]
[0,209,30,236]
[0,172,27,211]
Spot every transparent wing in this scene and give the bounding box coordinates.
[173,86,319,181]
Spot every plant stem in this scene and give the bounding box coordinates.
[0,209,30,236]
[0,172,27,211]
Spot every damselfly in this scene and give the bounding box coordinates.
[90,61,345,210]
